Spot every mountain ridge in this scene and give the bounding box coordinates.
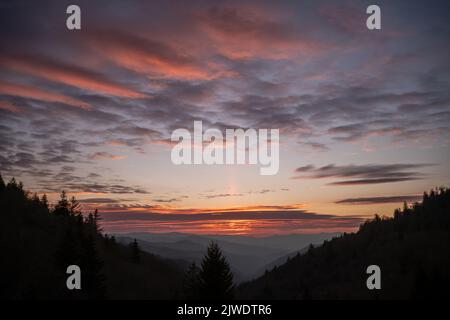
[238,188,450,299]
[116,232,339,281]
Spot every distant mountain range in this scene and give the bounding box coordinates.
[115,232,340,281]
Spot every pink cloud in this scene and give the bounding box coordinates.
[195,6,324,60]
[86,30,225,80]
[1,54,148,99]
[0,100,21,113]
[0,80,90,109]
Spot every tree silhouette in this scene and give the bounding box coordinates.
[0,174,6,193]
[131,239,141,264]
[69,196,81,216]
[40,194,49,210]
[93,209,102,233]
[81,234,105,299]
[198,242,234,300]
[182,262,201,299]
[53,191,70,216]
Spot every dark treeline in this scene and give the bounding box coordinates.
[0,175,185,299]
[239,188,450,299]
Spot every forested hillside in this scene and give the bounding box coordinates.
[239,188,450,299]
[0,175,185,299]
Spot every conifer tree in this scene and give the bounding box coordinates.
[69,196,81,217]
[54,191,70,216]
[32,193,40,204]
[41,194,49,210]
[93,209,102,233]
[86,212,96,235]
[182,262,201,299]
[198,242,234,300]
[55,225,82,299]
[0,173,5,193]
[131,239,141,264]
[82,234,106,299]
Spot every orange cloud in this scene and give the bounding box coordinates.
[1,54,147,98]
[99,215,361,236]
[94,203,305,215]
[105,140,129,147]
[0,80,90,109]
[89,152,125,160]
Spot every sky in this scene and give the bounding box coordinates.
[1,0,449,236]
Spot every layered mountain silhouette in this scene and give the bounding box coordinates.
[116,232,337,281]
[2,173,449,299]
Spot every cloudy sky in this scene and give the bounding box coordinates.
[1,0,449,235]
